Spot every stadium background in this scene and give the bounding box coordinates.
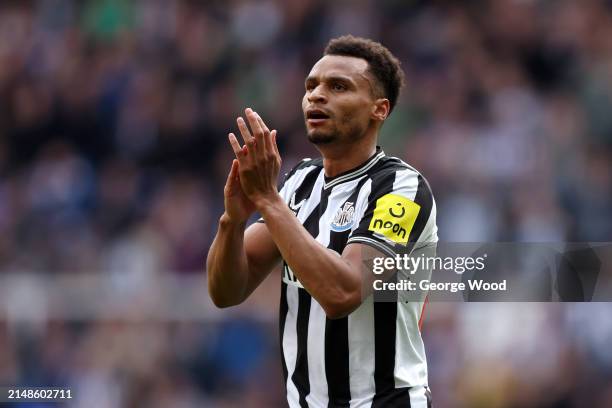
[0,0,611,406]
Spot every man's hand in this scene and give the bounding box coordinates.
[223,158,256,224]
[228,108,282,208]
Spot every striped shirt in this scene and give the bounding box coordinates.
[260,146,437,408]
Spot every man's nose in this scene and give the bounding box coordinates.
[307,85,327,103]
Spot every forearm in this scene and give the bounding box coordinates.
[206,214,250,307]
[258,194,360,316]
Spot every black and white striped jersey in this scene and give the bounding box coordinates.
[260,146,437,408]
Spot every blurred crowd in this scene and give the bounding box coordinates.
[0,0,611,407]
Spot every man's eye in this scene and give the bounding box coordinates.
[332,83,346,91]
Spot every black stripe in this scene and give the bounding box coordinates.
[372,387,412,408]
[301,170,329,238]
[279,281,289,384]
[293,166,322,206]
[292,288,312,408]
[325,318,350,407]
[425,386,433,408]
[371,300,401,407]
[406,175,434,254]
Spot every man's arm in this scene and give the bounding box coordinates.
[207,219,281,308]
[206,157,281,308]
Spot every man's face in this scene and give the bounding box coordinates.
[302,55,378,145]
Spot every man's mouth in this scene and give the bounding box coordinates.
[306,109,330,125]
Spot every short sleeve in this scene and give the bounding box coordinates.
[347,169,436,257]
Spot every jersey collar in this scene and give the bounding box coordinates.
[323,146,385,190]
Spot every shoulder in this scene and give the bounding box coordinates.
[369,155,433,195]
[371,155,420,177]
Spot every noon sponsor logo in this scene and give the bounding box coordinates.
[368,193,420,245]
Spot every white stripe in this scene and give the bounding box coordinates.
[305,301,328,407]
[323,152,384,190]
[394,301,428,389]
[391,168,420,200]
[348,296,376,408]
[392,169,431,390]
[283,284,302,408]
[408,386,430,408]
[393,252,434,395]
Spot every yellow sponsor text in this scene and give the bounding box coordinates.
[368,193,420,245]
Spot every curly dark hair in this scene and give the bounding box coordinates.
[324,35,405,113]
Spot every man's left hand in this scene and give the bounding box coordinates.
[228,108,282,209]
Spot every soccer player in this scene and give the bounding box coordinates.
[207,36,437,407]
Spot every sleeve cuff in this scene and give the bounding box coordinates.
[346,235,397,258]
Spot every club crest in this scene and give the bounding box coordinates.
[331,201,355,232]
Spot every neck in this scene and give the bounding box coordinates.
[317,138,377,178]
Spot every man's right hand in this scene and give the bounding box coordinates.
[223,159,256,224]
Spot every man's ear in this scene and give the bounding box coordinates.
[371,98,390,122]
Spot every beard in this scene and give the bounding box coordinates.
[306,118,368,146]
[307,128,337,144]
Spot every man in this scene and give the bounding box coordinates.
[207,36,437,407]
